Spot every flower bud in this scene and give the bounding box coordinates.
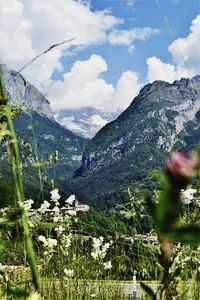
[166,151,199,188]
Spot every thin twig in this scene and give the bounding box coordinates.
[18,37,75,73]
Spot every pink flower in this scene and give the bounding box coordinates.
[166,151,198,179]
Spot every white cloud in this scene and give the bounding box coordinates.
[0,0,162,113]
[0,0,121,86]
[25,0,120,51]
[126,0,136,7]
[0,0,35,68]
[147,56,176,82]
[48,54,141,112]
[48,54,114,111]
[0,0,157,112]
[169,15,200,76]
[105,70,141,111]
[108,27,159,48]
[147,14,200,83]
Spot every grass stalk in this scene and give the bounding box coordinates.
[0,69,40,291]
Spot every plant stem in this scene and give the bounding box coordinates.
[0,69,40,290]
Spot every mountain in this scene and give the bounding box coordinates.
[3,63,200,209]
[0,64,88,200]
[1,64,53,119]
[54,107,122,138]
[73,76,200,208]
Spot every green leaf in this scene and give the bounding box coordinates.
[140,282,157,300]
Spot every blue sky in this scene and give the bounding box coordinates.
[1,0,200,111]
[59,0,199,84]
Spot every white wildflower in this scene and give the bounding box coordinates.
[64,268,74,277]
[103,261,112,270]
[91,251,98,260]
[50,188,61,205]
[28,292,39,300]
[55,225,65,235]
[23,199,34,211]
[93,237,103,250]
[47,238,57,248]
[90,294,96,298]
[55,150,58,162]
[91,237,110,260]
[102,243,110,251]
[38,200,50,213]
[181,188,197,204]
[65,195,76,205]
[53,206,60,213]
[53,216,59,223]
[38,235,57,250]
[67,209,77,216]
[38,235,47,246]
[184,256,190,262]
[60,234,72,256]
[52,205,63,223]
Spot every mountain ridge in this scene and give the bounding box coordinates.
[0,64,88,201]
[2,63,200,208]
[73,75,200,208]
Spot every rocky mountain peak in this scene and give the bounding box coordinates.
[0,64,88,201]
[1,64,53,119]
[73,75,200,207]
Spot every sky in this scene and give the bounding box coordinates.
[0,0,200,112]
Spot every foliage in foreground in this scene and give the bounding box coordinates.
[1,67,200,299]
[142,150,200,300]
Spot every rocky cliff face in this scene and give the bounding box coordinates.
[74,76,200,208]
[1,64,53,119]
[0,64,88,201]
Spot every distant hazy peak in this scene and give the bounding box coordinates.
[54,107,122,138]
[192,75,200,81]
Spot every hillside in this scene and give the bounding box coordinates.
[0,64,88,201]
[74,76,200,208]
